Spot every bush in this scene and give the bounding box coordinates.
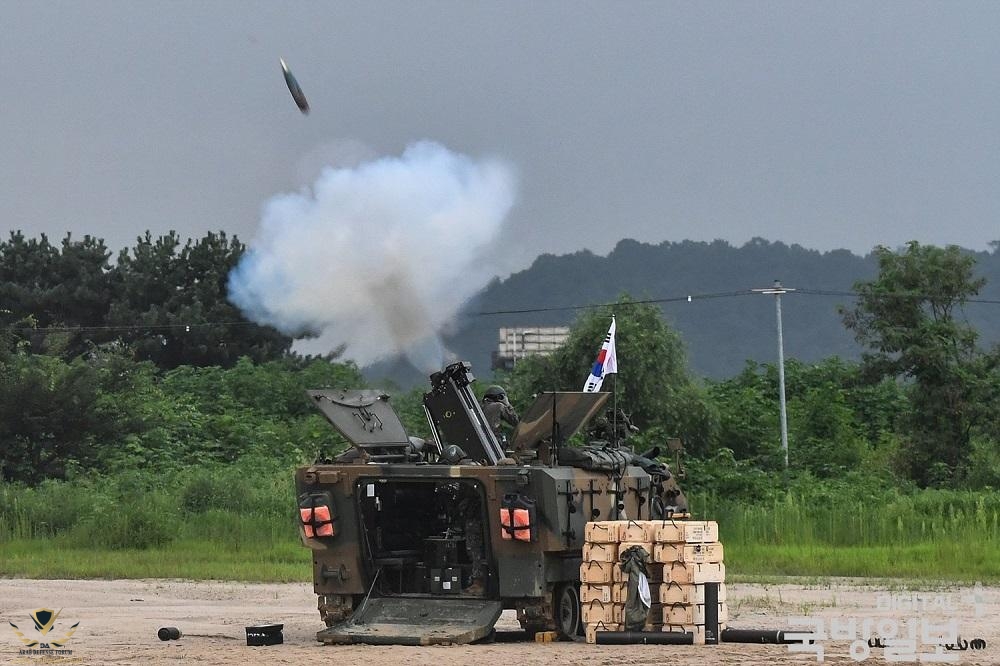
[180,473,220,514]
[960,437,1000,490]
[0,479,101,539]
[72,494,179,549]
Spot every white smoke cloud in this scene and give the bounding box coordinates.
[228,141,517,372]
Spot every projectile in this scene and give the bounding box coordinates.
[280,57,310,114]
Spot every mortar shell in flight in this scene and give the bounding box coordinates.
[280,58,310,114]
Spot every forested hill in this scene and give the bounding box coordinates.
[435,238,1000,380]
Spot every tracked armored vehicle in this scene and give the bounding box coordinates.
[294,361,687,645]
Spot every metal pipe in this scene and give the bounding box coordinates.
[596,631,695,645]
[721,628,796,644]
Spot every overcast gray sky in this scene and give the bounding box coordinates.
[3,1,999,275]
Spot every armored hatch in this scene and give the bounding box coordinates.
[510,391,610,459]
[308,388,440,462]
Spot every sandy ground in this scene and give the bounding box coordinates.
[0,578,996,665]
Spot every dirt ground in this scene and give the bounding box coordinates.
[0,578,996,665]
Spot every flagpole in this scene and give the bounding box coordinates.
[612,373,618,447]
[611,314,618,446]
[583,315,618,448]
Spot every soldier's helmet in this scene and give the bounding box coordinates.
[441,444,467,464]
[483,385,507,402]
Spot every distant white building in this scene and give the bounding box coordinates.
[491,326,570,370]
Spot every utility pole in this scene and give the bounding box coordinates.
[752,280,795,468]
[520,330,536,366]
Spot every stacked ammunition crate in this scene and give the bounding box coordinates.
[655,519,727,645]
[579,520,655,643]
[581,520,726,645]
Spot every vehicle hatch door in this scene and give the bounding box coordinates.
[316,597,503,645]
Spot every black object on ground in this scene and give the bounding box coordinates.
[596,631,695,645]
[721,628,797,644]
[246,623,284,646]
[704,582,720,645]
[157,627,181,641]
[491,630,531,643]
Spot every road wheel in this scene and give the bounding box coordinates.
[553,582,581,640]
[318,594,354,627]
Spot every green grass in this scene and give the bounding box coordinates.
[698,491,1000,546]
[0,537,311,581]
[726,541,1000,583]
[3,469,999,582]
[6,537,997,583]
[0,465,313,581]
[694,490,1000,583]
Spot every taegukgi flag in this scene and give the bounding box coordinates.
[583,316,617,392]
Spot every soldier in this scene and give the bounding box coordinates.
[481,385,518,445]
[588,408,639,446]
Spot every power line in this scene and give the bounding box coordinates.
[6,320,261,334]
[5,285,1000,336]
[470,289,750,316]
[795,288,1000,305]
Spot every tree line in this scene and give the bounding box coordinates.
[0,230,290,367]
[501,242,1000,489]
[2,231,999,491]
[447,237,1000,379]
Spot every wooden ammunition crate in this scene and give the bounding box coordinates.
[585,521,627,543]
[664,562,725,584]
[582,542,618,563]
[582,583,626,604]
[619,541,654,557]
[654,520,719,544]
[619,520,657,542]
[581,600,622,624]
[654,542,725,564]
[584,622,622,644]
[662,602,729,625]
[580,560,617,584]
[659,582,728,605]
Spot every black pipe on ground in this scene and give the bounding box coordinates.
[157,627,181,641]
[491,631,531,643]
[596,631,695,645]
[721,628,798,644]
[704,582,720,645]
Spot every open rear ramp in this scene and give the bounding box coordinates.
[317,597,503,645]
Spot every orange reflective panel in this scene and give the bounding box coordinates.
[499,508,532,541]
[316,523,335,537]
[303,524,315,538]
[313,505,332,523]
[299,507,313,523]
